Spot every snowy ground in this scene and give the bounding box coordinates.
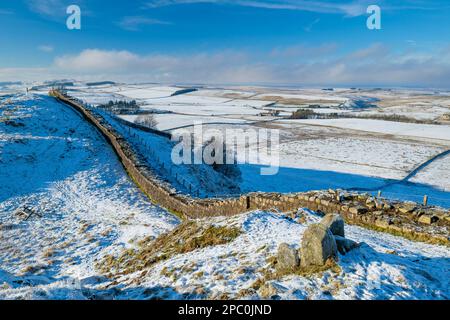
[280,119,450,143]
[110,210,450,300]
[277,137,444,180]
[119,113,251,131]
[1,86,449,300]
[0,92,178,299]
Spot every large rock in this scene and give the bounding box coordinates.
[398,203,417,214]
[334,235,359,254]
[349,206,368,215]
[320,214,345,237]
[418,215,438,225]
[276,243,300,272]
[300,224,337,267]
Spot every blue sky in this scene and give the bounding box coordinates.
[0,0,449,87]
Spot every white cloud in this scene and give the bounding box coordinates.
[3,44,450,88]
[144,0,430,17]
[26,0,67,18]
[270,42,337,59]
[118,16,171,31]
[26,0,86,19]
[304,18,320,32]
[145,0,370,16]
[38,45,54,53]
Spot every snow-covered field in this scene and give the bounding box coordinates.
[1,86,449,300]
[119,114,250,131]
[280,119,450,143]
[64,83,450,206]
[277,137,444,180]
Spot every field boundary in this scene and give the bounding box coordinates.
[49,90,450,245]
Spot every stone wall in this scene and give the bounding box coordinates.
[50,90,449,246]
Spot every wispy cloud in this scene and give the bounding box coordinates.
[26,0,67,18]
[304,18,320,32]
[41,44,450,88]
[270,42,337,59]
[26,0,86,19]
[118,16,171,31]
[38,45,54,53]
[144,0,367,16]
[144,0,443,17]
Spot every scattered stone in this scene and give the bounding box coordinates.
[276,243,300,272]
[375,200,384,209]
[296,213,307,224]
[300,224,337,268]
[195,287,206,296]
[334,235,359,255]
[366,202,376,210]
[398,203,417,214]
[418,215,438,225]
[365,197,375,205]
[375,217,391,229]
[320,214,345,237]
[349,206,368,215]
[386,250,398,255]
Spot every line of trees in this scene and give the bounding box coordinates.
[98,100,139,114]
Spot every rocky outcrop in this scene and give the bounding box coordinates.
[275,215,359,275]
[276,243,300,272]
[334,235,359,255]
[320,214,345,237]
[319,214,358,255]
[300,224,337,268]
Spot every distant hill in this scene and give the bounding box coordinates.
[86,81,116,87]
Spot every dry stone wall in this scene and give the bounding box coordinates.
[50,90,450,246]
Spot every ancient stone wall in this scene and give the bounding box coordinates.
[50,90,449,245]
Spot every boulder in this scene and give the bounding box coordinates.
[418,215,438,225]
[276,243,300,272]
[300,224,337,267]
[320,214,345,237]
[398,203,417,214]
[349,206,368,215]
[334,235,359,254]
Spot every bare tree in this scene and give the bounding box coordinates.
[202,137,242,182]
[134,114,158,129]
